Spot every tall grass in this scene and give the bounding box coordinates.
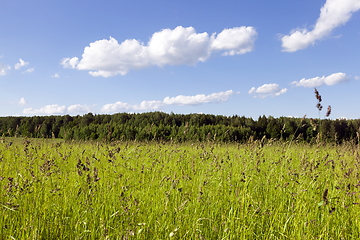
[1,138,360,239]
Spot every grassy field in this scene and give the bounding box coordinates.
[1,137,360,239]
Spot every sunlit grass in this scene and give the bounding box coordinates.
[1,138,360,239]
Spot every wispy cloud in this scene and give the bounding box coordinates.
[61,57,78,69]
[0,63,11,76]
[52,73,60,78]
[62,26,257,77]
[291,72,349,88]
[15,59,29,70]
[281,0,360,52]
[249,83,287,98]
[22,68,34,74]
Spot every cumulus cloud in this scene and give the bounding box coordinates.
[211,27,257,55]
[163,90,235,105]
[101,102,133,113]
[68,104,92,114]
[101,90,236,113]
[133,100,164,111]
[21,90,236,115]
[15,59,29,70]
[19,97,27,106]
[23,105,66,115]
[291,72,350,87]
[146,27,211,67]
[23,104,93,116]
[249,84,287,98]
[0,63,11,76]
[281,0,360,52]
[63,26,257,77]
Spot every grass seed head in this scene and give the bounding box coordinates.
[316,103,323,111]
[315,88,322,102]
[326,105,331,117]
[315,88,323,111]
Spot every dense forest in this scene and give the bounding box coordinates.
[0,112,359,143]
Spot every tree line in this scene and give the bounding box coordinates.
[0,112,359,143]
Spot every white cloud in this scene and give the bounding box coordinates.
[291,72,349,87]
[22,68,34,73]
[249,83,287,98]
[101,102,132,113]
[63,26,257,77]
[281,0,360,52]
[19,97,27,106]
[163,90,235,105]
[21,90,236,115]
[15,59,29,70]
[146,27,211,67]
[355,76,360,80]
[211,27,257,56]
[101,90,236,113]
[0,63,11,76]
[133,100,164,111]
[61,57,79,68]
[68,104,92,114]
[52,73,60,78]
[23,105,66,115]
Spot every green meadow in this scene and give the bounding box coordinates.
[1,137,360,239]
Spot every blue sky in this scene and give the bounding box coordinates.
[1,0,359,119]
